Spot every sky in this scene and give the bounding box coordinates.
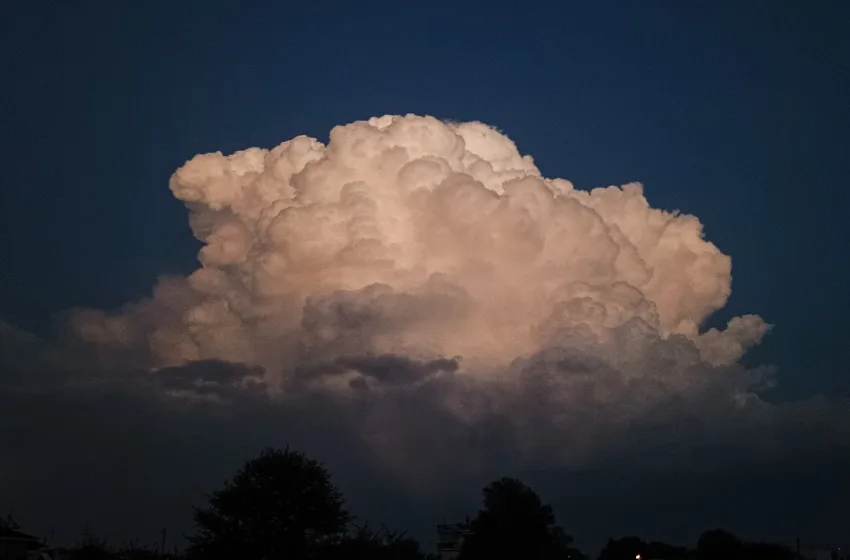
[1,0,848,554]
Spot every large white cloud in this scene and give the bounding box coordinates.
[72,114,766,371]
[57,114,786,478]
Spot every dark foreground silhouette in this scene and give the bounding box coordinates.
[2,447,841,560]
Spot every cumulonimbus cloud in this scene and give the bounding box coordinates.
[71,114,767,365]
[60,114,788,473]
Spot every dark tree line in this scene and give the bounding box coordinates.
[181,447,588,560]
[597,530,799,560]
[46,446,819,560]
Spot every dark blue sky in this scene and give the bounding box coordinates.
[1,2,847,393]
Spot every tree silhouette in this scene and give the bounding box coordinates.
[696,529,743,560]
[597,536,645,560]
[744,541,795,560]
[695,529,795,560]
[458,477,584,560]
[597,536,689,560]
[186,447,350,560]
[645,540,691,560]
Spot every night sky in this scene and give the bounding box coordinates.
[1,0,848,554]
